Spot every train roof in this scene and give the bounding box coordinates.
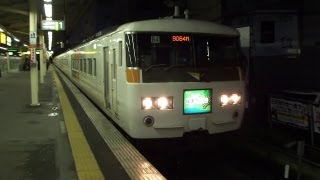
[116,18,239,36]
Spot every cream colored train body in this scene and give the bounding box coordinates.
[55,18,246,139]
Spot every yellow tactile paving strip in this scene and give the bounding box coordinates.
[53,72,105,180]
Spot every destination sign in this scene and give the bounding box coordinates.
[172,35,190,42]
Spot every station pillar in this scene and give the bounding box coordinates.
[29,0,40,106]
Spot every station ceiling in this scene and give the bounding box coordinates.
[0,0,91,47]
[0,0,221,51]
[0,0,30,44]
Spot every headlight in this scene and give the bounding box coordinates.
[142,97,153,110]
[157,97,169,109]
[230,94,241,105]
[220,94,229,106]
[142,96,173,110]
[220,93,241,107]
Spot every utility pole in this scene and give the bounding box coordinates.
[29,0,40,106]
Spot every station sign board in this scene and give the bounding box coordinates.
[30,31,37,45]
[30,45,36,63]
[41,20,65,31]
[270,91,320,134]
[0,32,6,44]
[270,97,309,130]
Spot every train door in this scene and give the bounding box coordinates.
[111,48,118,115]
[103,47,111,109]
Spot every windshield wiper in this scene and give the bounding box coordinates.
[164,64,186,72]
[144,64,167,72]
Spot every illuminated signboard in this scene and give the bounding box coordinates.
[183,89,212,114]
[6,36,11,46]
[0,33,6,44]
[41,20,65,31]
[172,35,190,42]
[150,35,192,44]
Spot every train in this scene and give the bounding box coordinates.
[54,18,246,139]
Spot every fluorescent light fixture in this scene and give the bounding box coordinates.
[14,38,20,42]
[22,51,31,55]
[6,36,11,46]
[48,31,52,51]
[23,44,28,47]
[0,46,7,50]
[43,0,52,2]
[44,3,52,18]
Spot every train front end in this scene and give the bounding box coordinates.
[123,32,246,139]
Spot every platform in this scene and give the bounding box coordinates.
[0,68,77,180]
[0,67,164,180]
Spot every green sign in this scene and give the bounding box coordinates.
[7,48,18,52]
[183,89,212,114]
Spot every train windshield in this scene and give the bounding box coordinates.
[125,33,242,82]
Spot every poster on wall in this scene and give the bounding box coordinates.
[270,97,309,130]
[30,47,36,63]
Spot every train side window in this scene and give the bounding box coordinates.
[77,60,79,70]
[82,59,85,72]
[84,59,87,74]
[119,41,122,67]
[93,58,97,76]
[88,58,92,75]
[80,59,83,72]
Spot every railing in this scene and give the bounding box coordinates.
[0,57,22,73]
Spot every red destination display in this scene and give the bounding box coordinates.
[172,35,190,42]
